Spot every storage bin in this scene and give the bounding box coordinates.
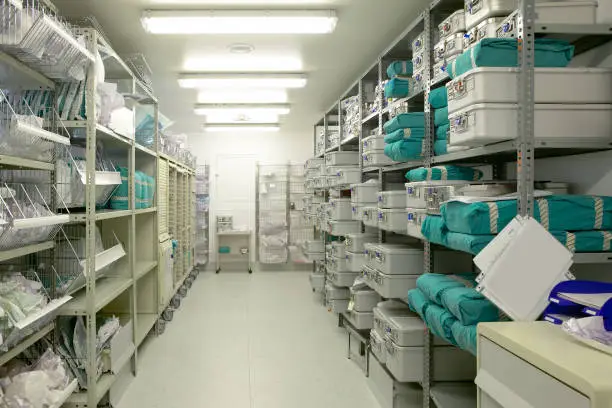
[327,298,350,313]
[328,198,353,220]
[378,191,407,209]
[464,17,505,50]
[328,255,349,273]
[434,40,446,64]
[362,206,379,228]
[370,329,388,363]
[412,68,426,91]
[385,341,476,382]
[464,0,517,30]
[331,241,346,258]
[363,151,396,167]
[332,167,362,186]
[328,271,360,287]
[351,181,379,204]
[365,268,419,299]
[406,182,429,209]
[351,287,381,312]
[326,282,350,300]
[439,9,466,38]
[407,208,428,239]
[387,316,448,347]
[345,309,374,330]
[425,182,515,214]
[345,233,377,253]
[378,208,409,234]
[304,251,325,262]
[373,302,415,338]
[364,244,379,269]
[433,60,448,81]
[367,351,423,408]
[412,32,425,54]
[351,204,364,220]
[327,220,361,236]
[449,103,612,147]
[306,158,324,169]
[303,240,324,253]
[446,68,612,114]
[362,134,386,152]
[412,52,425,72]
[345,251,366,272]
[444,33,465,58]
[371,244,424,275]
[310,273,325,292]
[325,151,359,166]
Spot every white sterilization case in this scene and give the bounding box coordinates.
[326,283,350,300]
[439,9,466,38]
[412,32,425,54]
[362,207,379,228]
[351,181,379,204]
[364,244,378,269]
[424,182,515,214]
[378,208,409,234]
[363,267,419,299]
[370,329,387,363]
[331,167,362,186]
[345,233,377,253]
[362,134,386,152]
[351,204,362,220]
[331,241,346,258]
[463,17,506,50]
[327,299,349,313]
[309,273,325,291]
[327,220,361,236]
[447,68,612,114]
[444,33,464,58]
[464,0,517,30]
[378,191,407,209]
[351,287,381,312]
[345,251,366,272]
[303,240,324,253]
[386,316,448,347]
[412,52,425,72]
[363,151,396,167]
[433,40,446,64]
[370,244,424,275]
[345,310,374,330]
[325,151,359,166]
[328,255,348,273]
[328,198,353,220]
[449,103,612,147]
[373,302,414,338]
[406,208,428,239]
[327,271,359,287]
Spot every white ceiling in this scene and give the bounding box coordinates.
[55,0,429,135]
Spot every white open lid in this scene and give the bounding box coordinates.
[474,216,574,321]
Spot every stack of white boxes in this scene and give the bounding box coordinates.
[377,188,409,234]
[324,152,361,236]
[411,32,427,91]
[433,9,465,82]
[342,95,361,142]
[350,179,379,228]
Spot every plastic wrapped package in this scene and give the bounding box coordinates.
[109,167,129,210]
[405,165,483,182]
[428,87,448,109]
[387,60,413,79]
[416,273,473,305]
[384,127,425,144]
[96,83,125,127]
[0,114,56,163]
[384,77,413,99]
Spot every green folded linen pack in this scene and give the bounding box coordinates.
[552,230,612,253]
[434,107,449,126]
[440,286,499,326]
[384,127,426,143]
[219,246,231,254]
[408,288,429,319]
[434,140,447,156]
[416,273,470,305]
[428,87,448,109]
[421,215,448,246]
[448,38,574,79]
[445,231,495,255]
[110,167,129,210]
[408,288,458,345]
[435,124,449,140]
[405,165,483,182]
[384,139,426,162]
[451,322,477,356]
[441,195,612,235]
[387,60,413,79]
[384,112,425,134]
[384,77,411,99]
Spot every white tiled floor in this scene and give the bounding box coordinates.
[117,271,379,408]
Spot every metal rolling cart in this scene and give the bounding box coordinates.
[216,216,252,273]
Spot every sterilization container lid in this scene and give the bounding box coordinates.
[376,244,423,255]
[388,315,424,332]
[376,299,411,312]
[379,190,407,197]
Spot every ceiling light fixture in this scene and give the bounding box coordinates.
[204,124,281,132]
[194,104,290,116]
[184,55,303,72]
[178,73,307,89]
[197,90,288,104]
[228,43,255,54]
[142,10,338,34]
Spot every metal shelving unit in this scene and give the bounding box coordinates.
[306,1,612,407]
[256,163,289,264]
[195,165,210,267]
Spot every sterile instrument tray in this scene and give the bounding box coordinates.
[345,233,377,253]
[327,298,349,314]
[351,204,364,220]
[331,241,346,258]
[387,316,448,347]
[378,190,407,209]
[362,134,386,152]
[303,240,324,253]
[447,68,612,114]
[463,17,505,50]
[378,208,409,234]
[433,40,446,64]
[328,198,353,220]
[363,151,396,168]
[373,302,414,338]
[425,182,515,214]
[344,309,374,330]
[326,282,350,300]
[310,273,325,292]
[345,251,366,272]
[385,341,476,382]
[412,52,425,72]
[407,208,428,240]
[332,167,361,187]
[368,350,424,408]
[364,243,379,269]
[406,182,428,209]
[412,32,425,54]
[464,0,517,30]
[362,206,379,228]
[304,251,325,262]
[449,103,612,147]
[351,181,379,204]
[328,255,349,273]
[325,151,359,166]
[371,244,424,275]
[439,9,466,38]
[444,32,464,58]
[327,220,361,236]
[363,266,419,299]
[328,270,359,287]
[412,68,426,92]
[351,287,381,312]
[370,329,388,363]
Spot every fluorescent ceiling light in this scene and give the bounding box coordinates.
[195,104,290,116]
[204,124,280,132]
[142,10,338,34]
[184,56,302,72]
[204,112,280,124]
[178,73,307,89]
[197,90,288,104]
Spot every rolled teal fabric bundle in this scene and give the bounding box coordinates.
[451,322,477,356]
[384,112,425,134]
[405,165,483,182]
[445,231,495,255]
[434,140,447,156]
[387,60,413,79]
[551,230,612,253]
[384,127,426,143]
[407,288,429,319]
[110,166,129,210]
[441,195,612,235]
[424,302,458,345]
[448,38,574,79]
[440,286,499,326]
[384,139,425,162]
[135,171,144,209]
[435,124,450,140]
[421,215,448,246]
[434,107,449,126]
[384,77,411,99]
[428,87,448,109]
[417,273,467,305]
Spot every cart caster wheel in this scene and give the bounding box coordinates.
[216,268,220,274]
[156,319,167,335]
[248,268,253,274]
[170,296,181,309]
[162,308,174,321]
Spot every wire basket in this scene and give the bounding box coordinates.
[0,0,94,80]
[259,246,288,264]
[124,53,154,94]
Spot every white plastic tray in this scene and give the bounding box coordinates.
[363,151,396,167]
[371,244,424,275]
[329,167,361,187]
[345,233,377,253]
[447,68,612,114]
[373,304,416,339]
[378,208,409,234]
[363,134,386,152]
[378,190,407,209]
[351,288,381,312]
[325,151,359,166]
[449,103,612,147]
[387,316,447,347]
